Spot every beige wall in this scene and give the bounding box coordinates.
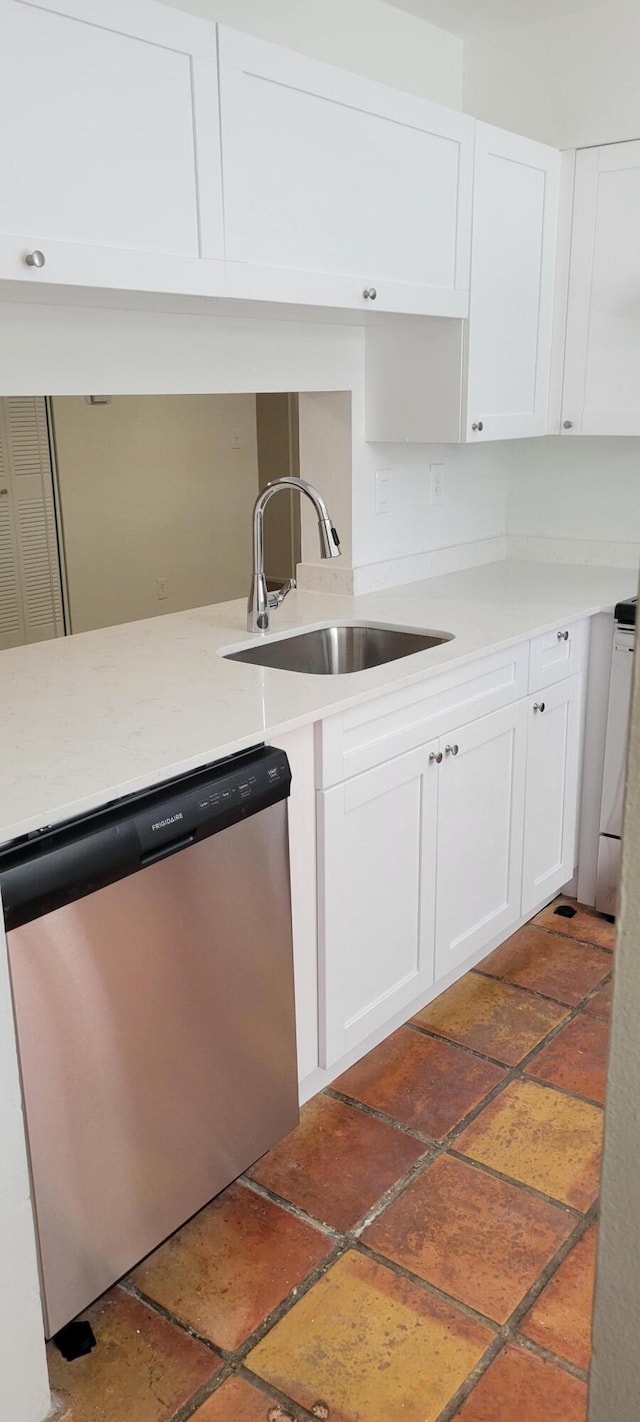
[161,0,463,109]
[589,564,640,1421]
[52,394,259,633]
[463,1,640,149]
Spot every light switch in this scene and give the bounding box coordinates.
[430,463,445,506]
[375,468,392,514]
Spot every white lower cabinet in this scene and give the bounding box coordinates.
[434,701,528,981]
[317,645,587,1075]
[522,675,583,917]
[318,742,438,1067]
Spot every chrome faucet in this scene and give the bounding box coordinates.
[247,477,341,633]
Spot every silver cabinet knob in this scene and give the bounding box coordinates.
[471,421,484,432]
[534,701,546,713]
[444,743,459,756]
[362,287,377,300]
[429,751,443,765]
[24,250,46,269]
[557,629,569,641]
[563,420,574,430]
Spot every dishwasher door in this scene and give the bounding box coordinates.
[7,791,297,1338]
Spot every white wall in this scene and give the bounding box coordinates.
[354,439,509,589]
[52,394,259,632]
[2,301,509,591]
[463,1,640,149]
[506,436,640,569]
[162,0,463,108]
[463,2,640,573]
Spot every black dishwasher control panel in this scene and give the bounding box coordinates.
[135,748,289,853]
[0,746,291,930]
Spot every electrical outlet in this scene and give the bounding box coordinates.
[375,468,392,515]
[231,429,241,450]
[157,577,168,600]
[430,463,445,506]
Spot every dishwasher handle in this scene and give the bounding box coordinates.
[140,832,196,867]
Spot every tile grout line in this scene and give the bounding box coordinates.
[324,1084,437,1145]
[239,1366,327,1421]
[178,1358,323,1422]
[326,1063,596,1222]
[503,1199,598,1341]
[407,986,608,1109]
[119,1278,222,1359]
[131,977,602,1418]
[239,1174,343,1240]
[99,909,610,1422]
[120,1098,593,1422]
[445,1148,587,1217]
[429,1202,597,1422]
[405,1017,512,1069]
[513,1329,591,1382]
[471,962,613,1011]
[527,916,615,956]
[128,1233,348,1368]
[353,1238,503,1334]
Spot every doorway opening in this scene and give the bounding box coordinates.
[0,393,302,646]
[0,397,66,651]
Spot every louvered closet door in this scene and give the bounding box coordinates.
[0,397,64,649]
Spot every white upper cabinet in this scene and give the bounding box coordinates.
[464,125,560,441]
[218,26,474,317]
[0,0,225,295]
[366,123,560,442]
[561,142,640,436]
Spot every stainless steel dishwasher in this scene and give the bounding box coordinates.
[0,745,298,1339]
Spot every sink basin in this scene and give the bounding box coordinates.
[224,623,454,675]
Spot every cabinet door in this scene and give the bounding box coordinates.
[465,124,560,442]
[318,744,438,1067]
[219,27,473,317]
[435,702,527,980]
[0,0,224,295]
[562,142,640,435]
[522,675,583,917]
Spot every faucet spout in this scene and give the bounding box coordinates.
[247,477,341,634]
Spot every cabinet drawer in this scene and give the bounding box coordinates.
[317,642,529,787]
[529,619,589,692]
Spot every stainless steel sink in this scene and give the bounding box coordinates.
[224,624,454,675]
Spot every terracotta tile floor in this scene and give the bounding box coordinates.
[50,898,612,1422]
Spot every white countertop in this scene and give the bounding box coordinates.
[0,560,635,845]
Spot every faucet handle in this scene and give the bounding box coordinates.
[268,578,297,610]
